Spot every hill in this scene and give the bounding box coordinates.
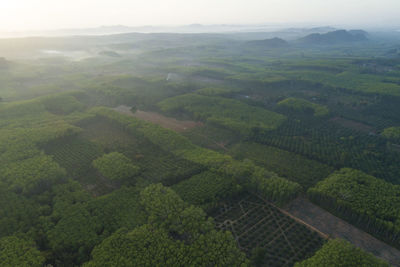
[298,30,368,45]
[246,37,289,48]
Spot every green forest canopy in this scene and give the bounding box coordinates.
[84,184,248,266]
[294,239,389,267]
[92,152,140,181]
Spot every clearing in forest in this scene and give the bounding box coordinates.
[285,197,400,266]
[113,105,202,132]
[212,194,325,267]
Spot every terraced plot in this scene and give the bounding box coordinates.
[212,194,325,267]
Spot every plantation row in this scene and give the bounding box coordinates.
[229,142,334,189]
[308,168,400,250]
[329,95,400,131]
[91,107,302,205]
[212,194,325,267]
[252,118,400,184]
[0,96,85,195]
[42,136,103,179]
[79,116,204,185]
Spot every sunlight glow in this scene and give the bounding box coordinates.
[0,0,399,31]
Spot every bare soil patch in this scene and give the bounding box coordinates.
[113,105,203,132]
[330,116,375,134]
[285,197,400,266]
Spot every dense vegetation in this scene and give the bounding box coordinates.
[308,168,400,249]
[382,126,400,142]
[230,142,334,188]
[1,29,398,266]
[294,239,389,267]
[92,152,140,181]
[252,119,400,184]
[84,184,248,266]
[0,235,45,267]
[173,170,242,210]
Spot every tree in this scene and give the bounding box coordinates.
[0,235,45,267]
[92,152,140,181]
[0,188,41,238]
[84,184,248,266]
[294,239,389,267]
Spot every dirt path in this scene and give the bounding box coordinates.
[113,105,203,132]
[286,197,400,266]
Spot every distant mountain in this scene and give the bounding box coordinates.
[246,37,289,48]
[298,30,368,45]
[0,24,281,38]
[284,26,336,34]
[0,24,338,39]
[308,26,337,33]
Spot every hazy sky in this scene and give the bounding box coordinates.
[1,0,400,31]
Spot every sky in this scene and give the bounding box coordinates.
[1,0,400,31]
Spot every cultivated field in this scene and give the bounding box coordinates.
[212,193,325,267]
[113,105,202,132]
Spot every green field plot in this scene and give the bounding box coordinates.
[158,93,286,135]
[212,194,325,267]
[253,119,400,184]
[300,71,400,96]
[230,142,334,188]
[277,97,329,117]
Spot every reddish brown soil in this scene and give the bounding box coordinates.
[113,105,203,132]
[285,197,400,266]
[331,116,375,134]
